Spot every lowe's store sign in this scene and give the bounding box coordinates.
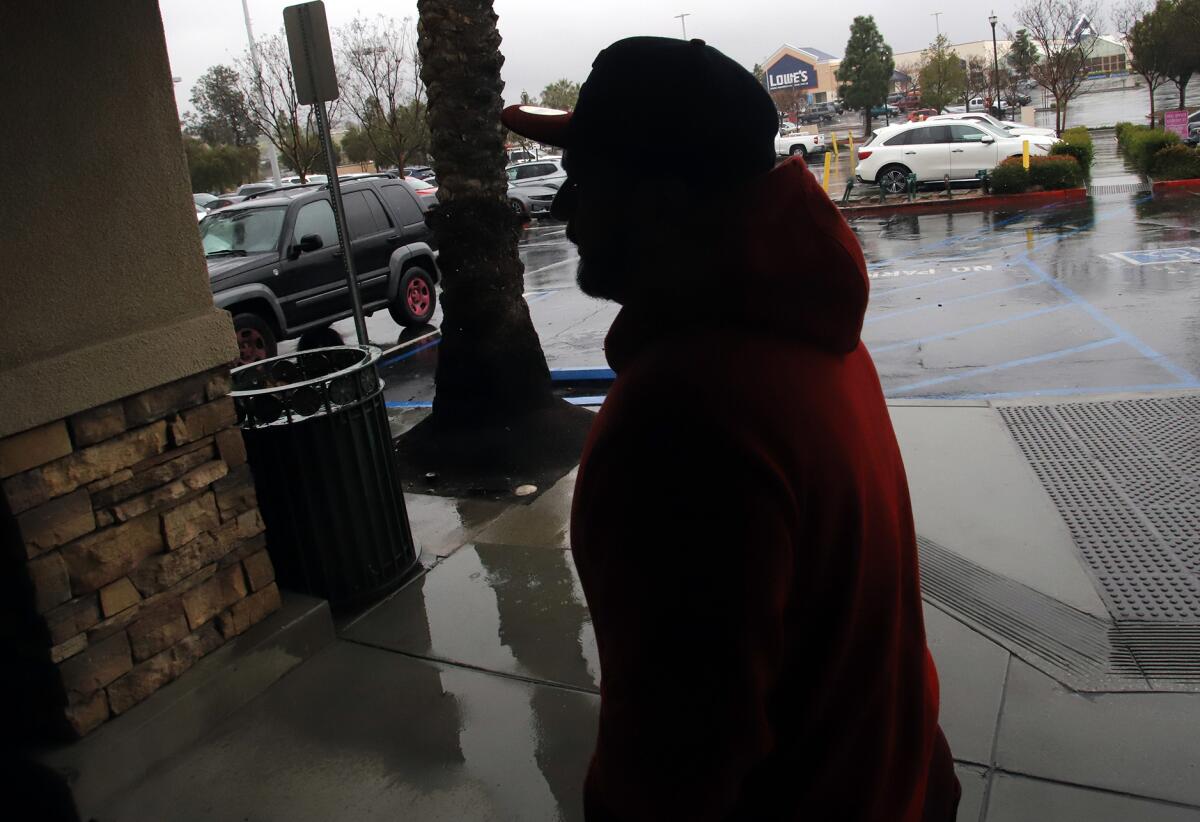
[766,54,818,91]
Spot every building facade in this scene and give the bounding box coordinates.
[761,44,842,110]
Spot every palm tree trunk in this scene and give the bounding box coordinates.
[416,0,553,426]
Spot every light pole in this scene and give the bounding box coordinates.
[241,0,282,185]
[674,12,690,39]
[989,11,1001,119]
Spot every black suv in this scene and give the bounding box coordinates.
[201,176,439,363]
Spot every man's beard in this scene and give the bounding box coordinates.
[575,252,629,303]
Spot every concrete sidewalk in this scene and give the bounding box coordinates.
[90,394,1200,821]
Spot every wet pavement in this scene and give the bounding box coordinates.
[1035,76,1200,130]
[98,453,1200,821]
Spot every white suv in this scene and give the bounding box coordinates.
[506,157,566,189]
[855,120,1056,193]
[925,111,1056,139]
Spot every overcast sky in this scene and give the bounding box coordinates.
[161,0,1114,116]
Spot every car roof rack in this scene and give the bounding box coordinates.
[336,172,401,182]
[241,183,323,201]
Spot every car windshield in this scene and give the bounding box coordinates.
[200,207,286,255]
[965,119,1012,138]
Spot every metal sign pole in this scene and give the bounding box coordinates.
[285,1,368,345]
[313,100,368,345]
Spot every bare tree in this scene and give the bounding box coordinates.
[337,15,429,172]
[238,33,342,181]
[1112,0,1150,35]
[1012,0,1101,135]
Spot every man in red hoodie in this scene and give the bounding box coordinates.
[503,37,959,821]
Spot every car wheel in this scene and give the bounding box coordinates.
[790,144,808,157]
[233,313,277,364]
[389,266,437,327]
[297,326,344,351]
[508,198,528,219]
[877,165,911,195]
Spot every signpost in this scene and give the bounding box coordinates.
[1164,109,1189,141]
[283,1,369,345]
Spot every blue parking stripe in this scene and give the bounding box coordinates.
[866,281,1038,325]
[550,367,615,382]
[870,304,1073,353]
[1020,255,1199,385]
[888,337,1122,394]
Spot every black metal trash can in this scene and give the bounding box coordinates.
[231,346,418,610]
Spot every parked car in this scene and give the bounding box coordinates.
[907,108,940,122]
[236,182,278,197]
[774,129,825,157]
[404,165,435,180]
[925,111,1056,138]
[871,103,901,119]
[854,120,1056,193]
[505,156,566,189]
[798,108,833,124]
[508,184,558,219]
[943,96,988,114]
[405,176,439,200]
[208,194,243,210]
[193,192,219,210]
[779,120,799,135]
[194,203,208,222]
[200,176,440,363]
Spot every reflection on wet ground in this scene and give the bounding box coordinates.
[99,641,596,822]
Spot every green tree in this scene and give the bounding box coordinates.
[1005,28,1040,83]
[751,63,766,86]
[1159,0,1200,109]
[1128,3,1173,121]
[340,124,374,164]
[183,136,259,192]
[416,0,553,424]
[919,35,967,112]
[186,65,258,147]
[837,15,895,135]
[539,78,581,111]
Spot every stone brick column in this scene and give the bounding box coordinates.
[2,368,279,737]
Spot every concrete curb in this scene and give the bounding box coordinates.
[841,187,1088,219]
[1151,178,1200,195]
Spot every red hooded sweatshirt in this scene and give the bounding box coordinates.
[569,157,959,821]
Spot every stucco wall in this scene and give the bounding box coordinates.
[0,1,236,438]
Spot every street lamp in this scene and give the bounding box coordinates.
[989,11,1000,120]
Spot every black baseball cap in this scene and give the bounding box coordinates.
[502,36,778,185]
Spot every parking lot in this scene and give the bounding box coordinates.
[355,187,1200,409]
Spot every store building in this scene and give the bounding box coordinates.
[761,44,841,107]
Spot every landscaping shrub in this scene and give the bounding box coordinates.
[1028,155,1085,190]
[988,155,1084,194]
[1150,144,1200,181]
[989,158,1029,194]
[1115,122,1140,147]
[1050,127,1094,173]
[1121,127,1179,174]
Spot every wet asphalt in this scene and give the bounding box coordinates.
[372,194,1200,408]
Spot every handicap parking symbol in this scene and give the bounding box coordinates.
[1111,247,1200,266]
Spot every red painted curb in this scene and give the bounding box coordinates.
[839,187,1088,219]
[1151,178,1200,194]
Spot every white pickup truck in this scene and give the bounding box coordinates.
[774,130,825,158]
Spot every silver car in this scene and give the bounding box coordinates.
[506,157,566,190]
[507,184,559,219]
